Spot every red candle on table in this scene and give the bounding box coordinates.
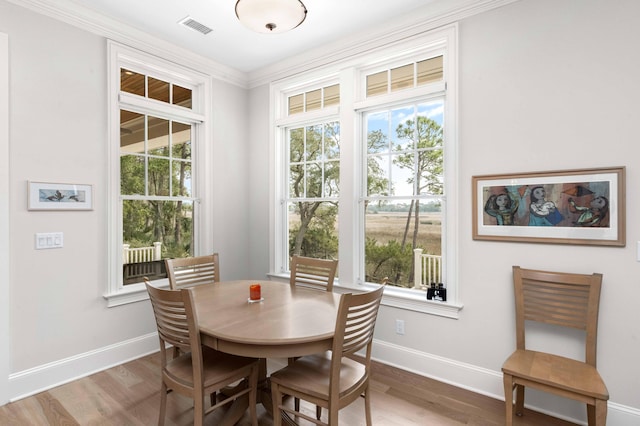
[250,284,261,301]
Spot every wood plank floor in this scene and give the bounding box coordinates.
[0,352,578,425]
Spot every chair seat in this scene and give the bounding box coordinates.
[502,349,609,400]
[165,346,257,388]
[270,352,367,402]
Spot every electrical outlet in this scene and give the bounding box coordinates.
[395,319,405,335]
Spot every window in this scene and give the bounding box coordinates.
[272,26,459,317]
[366,56,443,97]
[363,100,444,288]
[286,122,340,261]
[277,85,341,270]
[106,43,210,306]
[288,84,340,115]
[358,42,459,314]
[120,111,194,285]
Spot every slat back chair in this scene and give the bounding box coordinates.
[290,255,338,292]
[145,281,259,426]
[289,255,339,417]
[271,284,385,426]
[165,253,219,290]
[502,266,608,426]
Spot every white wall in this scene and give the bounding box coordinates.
[0,0,250,399]
[1,30,10,405]
[247,84,271,279]
[3,1,158,373]
[245,0,640,423]
[209,78,251,280]
[390,0,640,421]
[457,0,640,413]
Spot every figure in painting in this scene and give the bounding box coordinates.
[528,186,562,226]
[505,185,531,223]
[568,196,609,227]
[484,192,519,225]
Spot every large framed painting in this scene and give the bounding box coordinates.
[472,167,625,246]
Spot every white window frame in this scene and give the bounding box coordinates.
[105,42,212,307]
[273,77,341,274]
[270,25,461,318]
[1,32,10,405]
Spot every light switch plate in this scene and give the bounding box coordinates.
[35,232,63,249]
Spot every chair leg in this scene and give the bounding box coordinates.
[515,384,525,416]
[316,404,322,420]
[328,406,339,425]
[503,374,513,426]
[272,382,283,426]
[249,365,258,426]
[289,357,301,414]
[159,381,168,426]
[364,386,372,426]
[193,393,205,426]
[588,399,607,426]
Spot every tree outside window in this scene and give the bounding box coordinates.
[287,121,339,261]
[120,110,196,284]
[365,100,444,287]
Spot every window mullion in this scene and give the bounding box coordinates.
[119,92,204,124]
[168,121,173,198]
[143,114,148,197]
[302,128,307,199]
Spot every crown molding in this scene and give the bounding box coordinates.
[6,0,249,88]
[7,0,520,90]
[246,0,520,88]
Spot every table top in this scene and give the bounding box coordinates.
[191,280,341,358]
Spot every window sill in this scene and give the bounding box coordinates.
[104,286,149,307]
[377,286,463,319]
[267,273,463,319]
[103,278,169,307]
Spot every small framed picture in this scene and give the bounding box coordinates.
[472,167,625,246]
[28,181,93,211]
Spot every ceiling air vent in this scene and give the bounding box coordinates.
[178,17,213,35]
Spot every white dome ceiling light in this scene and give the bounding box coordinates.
[235,0,308,34]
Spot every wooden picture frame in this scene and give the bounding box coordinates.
[28,181,93,211]
[472,167,625,246]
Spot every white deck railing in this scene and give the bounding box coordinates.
[413,248,442,290]
[123,242,162,264]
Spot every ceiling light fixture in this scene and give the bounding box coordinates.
[235,0,307,34]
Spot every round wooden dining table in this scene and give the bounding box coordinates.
[191,280,341,358]
[189,280,341,425]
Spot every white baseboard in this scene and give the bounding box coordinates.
[372,339,640,426]
[8,332,158,402]
[7,335,640,426]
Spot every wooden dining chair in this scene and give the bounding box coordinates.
[145,282,259,426]
[502,266,609,426]
[165,253,219,290]
[289,255,339,417]
[290,255,338,292]
[270,284,385,426]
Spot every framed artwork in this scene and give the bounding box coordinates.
[472,167,625,246]
[28,181,93,211]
